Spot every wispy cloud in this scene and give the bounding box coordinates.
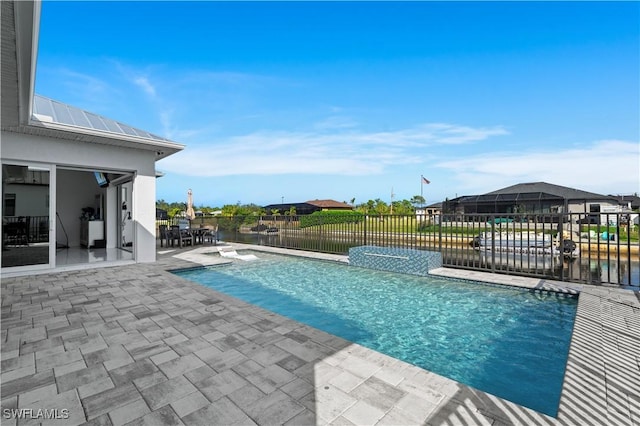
[436,140,640,194]
[158,123,509,177]
[314,115,359,130]
[133,76,156,97]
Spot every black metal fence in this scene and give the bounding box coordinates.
[3,215,49,245]
[158,212,639,286]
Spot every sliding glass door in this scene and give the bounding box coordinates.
[2,163,53,269]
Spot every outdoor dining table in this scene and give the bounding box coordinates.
[189,227,217,245]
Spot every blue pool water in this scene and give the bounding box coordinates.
[175,252,577,416]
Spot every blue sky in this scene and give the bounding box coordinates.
[35,1,639,208]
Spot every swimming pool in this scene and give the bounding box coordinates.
[175,252,577,416]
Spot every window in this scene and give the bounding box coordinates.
[4,194,16,216]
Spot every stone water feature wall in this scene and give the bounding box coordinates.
[348,245,442,276]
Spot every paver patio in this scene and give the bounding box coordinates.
[1,244,638,425]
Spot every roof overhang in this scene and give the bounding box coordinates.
[2,121,184,160]
[1,0,184,161]
[1,1,40,127]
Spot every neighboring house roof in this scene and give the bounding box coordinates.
[448,182,617,205]
[306,199,353,209]
[609,194,640,210]
[485,182,612,201]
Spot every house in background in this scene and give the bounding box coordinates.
[416,202,442,224]
[1,1,183,276]
[263,199,354,215]
[442,182,633,222]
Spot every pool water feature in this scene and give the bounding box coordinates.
[175,252,577,416]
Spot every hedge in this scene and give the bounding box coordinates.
[299,211,365,228]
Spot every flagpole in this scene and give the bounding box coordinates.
[420,175,424,207]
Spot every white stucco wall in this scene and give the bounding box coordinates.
[2,130,158,264]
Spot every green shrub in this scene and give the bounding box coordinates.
[299,211,364,228]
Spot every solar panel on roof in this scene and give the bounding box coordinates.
[85,113,109,131]
[31,94,174,144]
[51,101,73,124]
[69,108,92,128]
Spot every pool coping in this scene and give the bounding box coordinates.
[1,242,637,425]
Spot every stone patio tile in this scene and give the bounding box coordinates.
[63,333,108,354]
[140,375,198,411]
[48,323,87,340]
[342,399,385,426]
[231,359,264,377]
[183,365,217,383]
[17,383,58,407]
[280,377,314,400]
[106,397,150,426]
[56,364,110,393]
[82,383,143,420]
[329,370,368,394]
[376,407,421,426]
[169,390,210,418]
[373,365,406,387]
[78,377,116,399]
[157,353,206,379]
[1,369,55,399]
[125,404,184,426]
[108,358,159,387]
[1,364,36,383]
[227,384,266,409]
[245,364,297,394]
[349,376,407,411]
[141,326,181,342]
[276,354,307,372]
[394,391,440,423]
[248,389,305,425]
[8,326,47,345]
[283,408,316,426]
[171,337,212,356]
[337,354,382,379]
[19,335,64,355]
[124,340,168,361]
[201,348,248,372]
[313,384,358,423]
[35,348,84,372]
[202,330,226,343]
[274,338,323,363]
[80,413,113,426]
[162,333,189,346]
[247,344,291,367]
[182,397,255,426]
[211,334,251,352]
[25,389,85,426]
[102,330,143,347]
[149,349,180,366]
[132,370,169,391]
[249,329,287,347]
[205,369,250,396]
[53,358,88,377]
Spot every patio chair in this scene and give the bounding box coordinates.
[202,225,218,245]
[170,225,193,248]
[159,225,172,247]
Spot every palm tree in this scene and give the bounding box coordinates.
[410,195,426,208]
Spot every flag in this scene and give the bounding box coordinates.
[422,176,430,184]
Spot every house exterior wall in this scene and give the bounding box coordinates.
[2,130,158,263]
